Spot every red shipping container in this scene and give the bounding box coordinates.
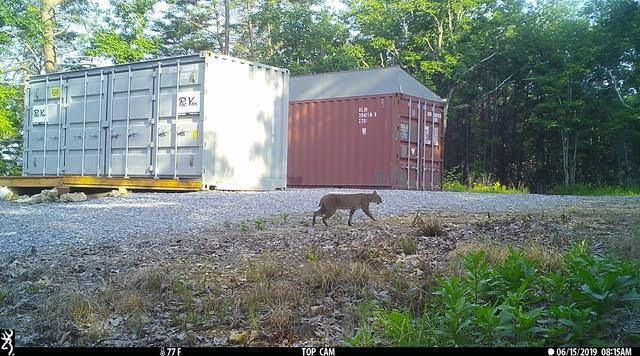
[288,67,444,190]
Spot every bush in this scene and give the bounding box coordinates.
[351,242,640,346]
[549,184,640,196]
[442,167,529,194]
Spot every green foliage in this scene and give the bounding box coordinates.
[252,1,362,74]
[549,184,640,196]
[86,0,160,64]
[87,30,158,64]
[443,167,529,194]
[305,251,319,262]
[359,243,640,346]
[0,83,22,175]
[255,218,267,230]
[0,84,20,139]
[398,237,417,255]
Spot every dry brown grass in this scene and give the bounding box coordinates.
[265,302,295,333]
[412,211,444,237]
[303,259,372,294]
[246,259,284,283]
[128,267,172,295]
[67,293,103,325]
[116,289,145,315]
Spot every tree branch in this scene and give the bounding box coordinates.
[606,68,632,109]
[461,51,498,77]
[482,73,514,98]
[22,43,42,72]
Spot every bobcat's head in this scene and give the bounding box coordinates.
[371,190,383,205]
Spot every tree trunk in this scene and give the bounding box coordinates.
[223,0,230,55]
[41,0,62,73]
[212,3,224,53]
[570,133,578,185]
[561,129,570,187]
[246,0,254,55]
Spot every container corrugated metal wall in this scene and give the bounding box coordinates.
[288,68,444,190]
[22,51,289,191]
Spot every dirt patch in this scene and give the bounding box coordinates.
[1,205,638,346]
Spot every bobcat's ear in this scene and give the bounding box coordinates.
[373,190,377,194]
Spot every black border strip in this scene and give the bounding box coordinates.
[15,347,632,356]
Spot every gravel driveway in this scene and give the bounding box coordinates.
[1,188,639,255]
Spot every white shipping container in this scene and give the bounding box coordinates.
[22,51,289,191]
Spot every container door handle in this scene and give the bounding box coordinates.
[177,129,187,136]
[111,133,120,139]
[128,132,137,137]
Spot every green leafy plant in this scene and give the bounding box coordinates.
[355,243,640,346]
[398,237,417,255]
[255,218,267,230]
[240,222,249,232]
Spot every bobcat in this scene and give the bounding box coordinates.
[312,191,383,226]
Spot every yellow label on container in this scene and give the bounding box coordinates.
[49,87,60,98]
[192,130,198,139]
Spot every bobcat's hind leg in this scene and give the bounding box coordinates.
[322,208,336,226]
[348,208,357,226]
[312,209,323,226]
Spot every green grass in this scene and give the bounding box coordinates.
[348,242,640,346]
[443,181,529,194]
[255,218,267,230]
[398,237,417,255]
[549,184,640,196]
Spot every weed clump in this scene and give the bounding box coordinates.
[412,211,444,237]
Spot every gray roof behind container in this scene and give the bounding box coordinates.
[290,66,443,102]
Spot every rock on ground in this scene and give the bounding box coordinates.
[0,186,14,201]
[59,192,87,203]
[40,188,59,203]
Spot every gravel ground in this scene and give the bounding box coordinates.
[1,188,639,255]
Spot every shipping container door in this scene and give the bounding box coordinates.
[396,97,443,190]
[422,103,442,190]
[155,62,204,177]
[24,77,66,176]
[398,97,421,189]
[105,68,155,177]
[64,73,107,176]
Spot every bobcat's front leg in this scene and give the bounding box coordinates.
[363,207,376,222]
